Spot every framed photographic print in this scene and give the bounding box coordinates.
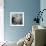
[10,12,24,26]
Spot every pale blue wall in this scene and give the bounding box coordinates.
[4,0,40,42]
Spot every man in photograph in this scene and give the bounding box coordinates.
[12,14,22,25]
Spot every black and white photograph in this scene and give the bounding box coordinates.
[10,12,24,26]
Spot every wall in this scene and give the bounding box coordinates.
[40,0,46,27]
[4,0,40,42]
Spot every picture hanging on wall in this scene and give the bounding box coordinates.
[10,12,24,26]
